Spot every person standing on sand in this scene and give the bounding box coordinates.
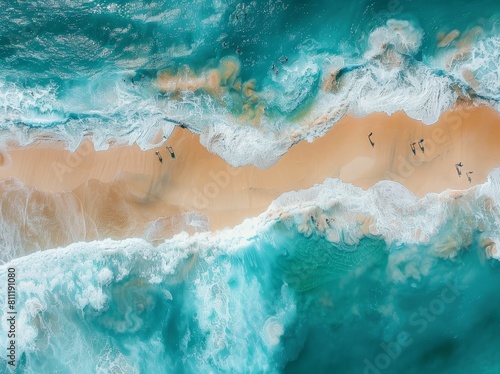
[166,146,175,159]
[418,139,424,153]
[155,151,163,163]
[466,171,473,183]
[368,132,374,148]
[410,142,416,155]
[455,162,463,176]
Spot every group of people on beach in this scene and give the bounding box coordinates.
[368,132,474,183]
[455,162,473,182]
[409,139,425,154]
[156,146,175,163]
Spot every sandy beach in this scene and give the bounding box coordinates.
[1,105,500,252]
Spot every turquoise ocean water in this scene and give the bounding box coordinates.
[1,0,500,162]
[2,0,500,372]
[3,175,500,373]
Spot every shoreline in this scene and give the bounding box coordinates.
[1,106,500,251]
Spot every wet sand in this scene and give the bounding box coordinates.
[1,106,500,251]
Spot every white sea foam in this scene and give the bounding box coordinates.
[365,19,423,59]
[262,317,284,347]
[0,238,177,370]
[282,171,500,258]
[2,170,500,370]
[349,63,457,124]
[0,233,271,371]
[0,76,182,151]
[97,268,114,285]
[450,35,500,100]
[200,20,462,167]
[199,120,294,168]
[300,22,458,130]
[0,19,498,168]
[262,54,320,114]
[141,212,209,243]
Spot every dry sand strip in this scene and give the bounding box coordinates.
[0,106,499,247]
